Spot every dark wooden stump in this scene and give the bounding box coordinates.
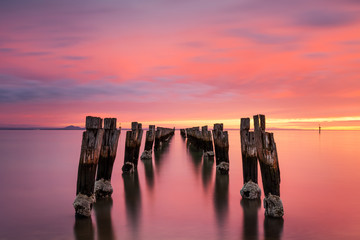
[74,116,104,217]
[95,118,121,198]
[154,127,175,150]
[180,129,186,138]
[212,123,229,166]
[144,125,155,151]
[202,125,214,153]
[240,118,258,184]
[254,115,280,197]
[122,122,143,173]
[141,125,155,160]
[253,114,283,217]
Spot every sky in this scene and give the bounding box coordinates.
[1,0,360,129]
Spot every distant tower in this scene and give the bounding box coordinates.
[319,125,321,134]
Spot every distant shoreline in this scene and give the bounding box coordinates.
[0,128,358,131]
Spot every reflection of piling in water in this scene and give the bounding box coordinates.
[154,139,171,175]
[241,198,261,240]
[201,157,214,192]
[240,118,261,200]
[153,126,175,175]
[187,139,203,177]
[140,125,155,160]
[74,216,95,240]
[122,122,143,173]
[253,114,283,217]
[74,116,104,217]
[214,172,229,234]
[212,123,229,174]
[264,217,284,240]
[94,198,115,240]
[142,157,155,191]
[95,118,121,199]
[122,171,142,236]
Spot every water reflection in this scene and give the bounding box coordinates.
[240,198,261,240]
[186,140,203,177]
[142,158,155,193]
[122,171,142,239]
[154,141,170,175]
[264,217,284,240]
[94,198,115,240]
[73,216,95,240]
[201,158,214,192]
[213,172,229,237]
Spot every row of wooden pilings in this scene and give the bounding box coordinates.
[181,114,283,218]
[74,114,283,218]
[73,116,174,217]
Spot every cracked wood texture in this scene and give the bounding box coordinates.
[76,116,104,196]
[96,118,120,181]
[254,114,281,197]
[240,118,258,184]
[212,123,229,165]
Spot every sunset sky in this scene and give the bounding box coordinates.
[1,0,360,129]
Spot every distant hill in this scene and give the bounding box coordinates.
[62,125,83,130]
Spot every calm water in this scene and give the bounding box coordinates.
[0,130,360,240]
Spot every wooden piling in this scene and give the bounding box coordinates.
[202,125,214,154]
[154,127,175,150]
[140,125,155,160]
[122,122,143,173]
[180,129,186,138]
[95,118,121,198]
[144,125,155,151]
[74,116,104,217]
[240,118,258,184]
[186,127,202,149]
[254,114,283,217]
[212,123,229,164]
[254,115,280,197]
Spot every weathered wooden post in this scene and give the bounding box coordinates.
[95,118,120,199]
[154,128,162,150]
[122,122,143,174]
[212,123,229,174]
[134,123,143,161]
[140,125,155,160]
[202,125,214,159]
[180,129,186,138]
[74,116,104,217]
[254,114,284,217]
[154,127,175,150]
[240,118,261,199]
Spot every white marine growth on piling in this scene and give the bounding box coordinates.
[73,193,96,217]
[263,194,284,217]
[240,180,261,199]
[140,150,152,160]
[94,179,113,198]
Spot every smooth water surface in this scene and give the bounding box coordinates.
[0,130,360,240]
